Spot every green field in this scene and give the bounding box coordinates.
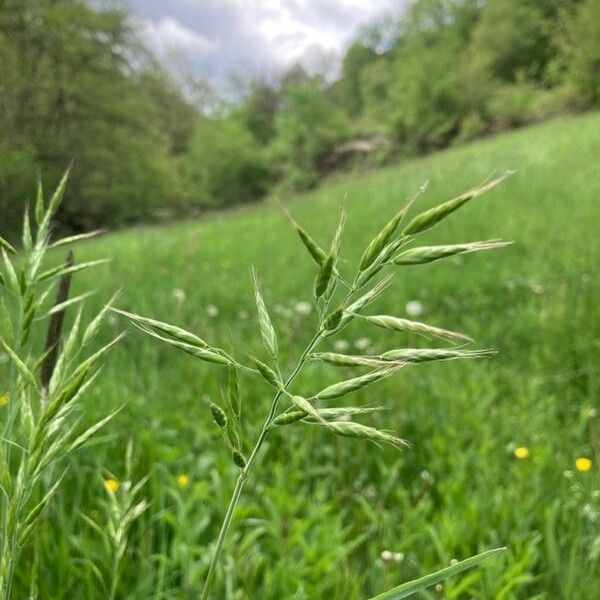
[13,112,600,598]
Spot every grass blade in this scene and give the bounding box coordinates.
[367,547,506,599]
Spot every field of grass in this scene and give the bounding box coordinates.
[8,112,600,598]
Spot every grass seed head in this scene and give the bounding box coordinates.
[249,355,281,389]
[232,450,247,469]
[210,402,228,428]
[393,240,511,265]
[315,364,403,400]
[379,348,496,363]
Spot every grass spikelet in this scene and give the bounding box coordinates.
[232,450,247,469]
[113,308,210,348]
[327,275,394,335]
[309,352,391,368]
[248,355,282,388]
[320,421,409,450]
[358,185,424,271]
[379,348,496,363]
[210,403,228,428]
[272,406,383,426]
[251,268,278,358]
[228,366,241,418]
[315,364,403,400]
[290,395,328,425]
[277,200,327,266]
[314,253,334,298]
[135,325,230,365]
[362,315,473,343]
[403,172,513,235]
[393,240,511,265]
[322,306,344,331]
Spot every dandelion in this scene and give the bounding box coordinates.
[354,337,371,350]
[294,301,312,315]
[334,339,350,352]
[576,457,592,472]
[406,300,424,317]
[177,473,190,488]
[0,393,9,407]
[514,447,530,459]
[206,304,219,317]
[104,478,119,493]
[172,288,186,304]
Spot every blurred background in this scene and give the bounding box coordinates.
[1,1,599,598]
[1,0,598,238]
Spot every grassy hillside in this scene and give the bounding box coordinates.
[18,112,600,598]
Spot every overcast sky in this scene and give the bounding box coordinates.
[124,0,406,89]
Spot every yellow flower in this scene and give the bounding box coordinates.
[104,478,119,492]
[575,457,592,472]
[176,473,189,488]
[514,447,530,459]
[0,393,9,407]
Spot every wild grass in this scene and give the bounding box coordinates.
[1,112,598,598]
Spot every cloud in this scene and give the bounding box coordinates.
[125,0,406,86]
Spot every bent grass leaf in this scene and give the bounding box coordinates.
[367,547,506,599]
[49,230,104,249]
[37,258,110,283]
[0,337,38,390]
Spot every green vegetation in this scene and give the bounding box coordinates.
[1,112,597,597]
[2,0,599,237]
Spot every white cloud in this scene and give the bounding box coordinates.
[125,0,407,85]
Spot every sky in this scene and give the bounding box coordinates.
[124,0,407,89]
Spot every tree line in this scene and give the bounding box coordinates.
[1,0,598,238]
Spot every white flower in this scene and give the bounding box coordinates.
[354,337,371,350]
[238,310,248,320]
[172,288,186,304]
[405,300,424,317]
[107,314,118,327]
[393,552,404,563]
[206,304,219,317]
[0,353,8,365]
[334,339,350,352]
[380,550,393,562]
[294,301,312,315]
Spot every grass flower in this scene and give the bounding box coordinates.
[105,478,120,493]
[177,473,190,488]
[575,457,592,472]
[206,304,219,317]
[294,301,312,315]
[514,447,530,459]
[406,300,424,317]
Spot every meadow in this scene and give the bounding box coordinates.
[5,112,600,598]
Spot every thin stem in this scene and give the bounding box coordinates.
[200,331,322,599]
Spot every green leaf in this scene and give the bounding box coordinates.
[367,547,506,599]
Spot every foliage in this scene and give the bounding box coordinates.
[0,172,121,597]
[118,167,512,598]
